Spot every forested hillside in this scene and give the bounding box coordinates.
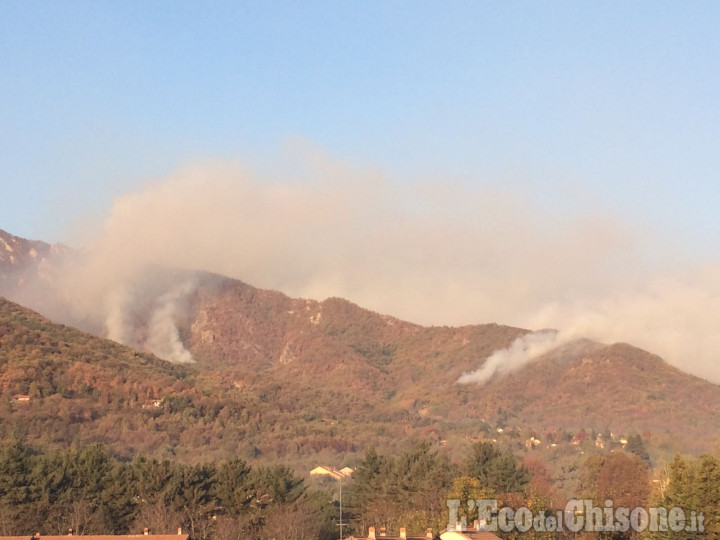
[4,269,720,470]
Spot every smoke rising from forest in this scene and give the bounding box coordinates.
[10,148,720,380]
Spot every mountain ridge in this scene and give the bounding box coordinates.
[1,228,719,466]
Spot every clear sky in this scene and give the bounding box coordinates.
[2,1,720,253]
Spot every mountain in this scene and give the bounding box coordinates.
[1,227,720,468]
[0,296,191,456]
[180,274,720,456]
[476,340,720,455]
[0,228,73,326]
[0,228,56,285]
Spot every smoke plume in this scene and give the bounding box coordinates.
[9,144,720,378]
[144,280,197,364]
[457,331,562,385]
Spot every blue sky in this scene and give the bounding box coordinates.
[2,1,720,256]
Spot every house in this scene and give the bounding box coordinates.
[595,433,606,449]
[524,436,541,450]
[141,399,163,409]
[309,465,353,480]
[11,394,30,402]
[571,429,588,445]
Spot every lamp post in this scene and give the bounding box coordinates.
[312,466,348,539]
[339,475,343,540]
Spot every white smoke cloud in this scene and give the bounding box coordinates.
[105,287,135,346]
[2,244,199,363]
[144,280,197,364]
[525,267,720,383]
[457,331,563,385]
[15,143,720,378]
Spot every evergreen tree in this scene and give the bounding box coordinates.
[213,458,254,517]
[346,441,457,536]
[648,454,712,540]
[249,464,305,506]
[693,454,720,536]
[626,434,651,465]
[345,447,392,532]
[465,442,529,494]
[171,463,217,540]
[0,440,32,534]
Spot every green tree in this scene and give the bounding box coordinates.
[213,458,254,517]
[626,435,651,465]
[347,441,457,536]
[249,464,305,507]
[691,454,720,537]
[30,444,119,534]
[170,463,217,540]
[465,442,529,494]
[0,440,32,534]
[648,454,709,539]
[345,447,392,532]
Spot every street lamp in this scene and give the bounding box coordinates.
[339,475,344,540]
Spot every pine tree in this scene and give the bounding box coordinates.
[465,442,529,494]
[626,434,651,465]
[0,440,32,534]
[693,454,720,536]
[213,458,254,517]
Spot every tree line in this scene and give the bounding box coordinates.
[346,439,720,540]
[0,441,336,540]
[345,440,530,536]
[2,439,717,539]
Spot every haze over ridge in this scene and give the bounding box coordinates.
[15,147,716,383]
